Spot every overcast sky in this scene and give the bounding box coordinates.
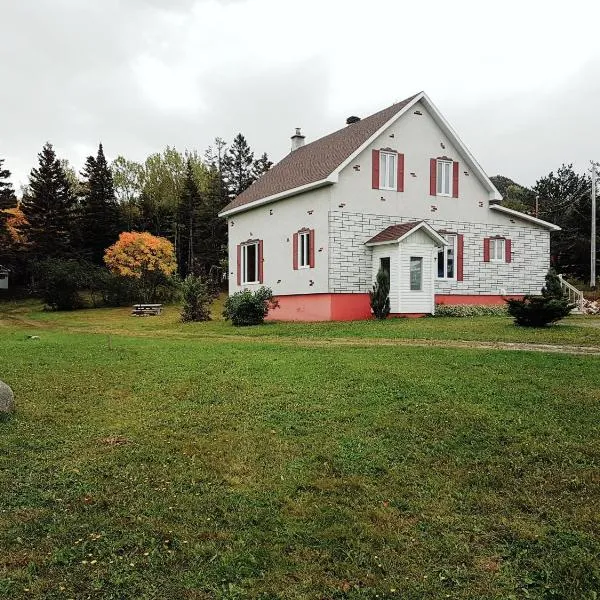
[1,0,599,191]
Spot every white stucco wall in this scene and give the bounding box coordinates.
[330,100,510,225]
[227,186,331,296]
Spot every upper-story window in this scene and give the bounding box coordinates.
[298,231,310,268]
[379,151,397,190]
[437,234,457,279]
[241,241,259,284]
[436,160,452,196]
[490,238,505,262]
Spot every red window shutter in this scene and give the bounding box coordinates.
[236,244,241,285]
[309,229,315,268]
[483,237,490,262]
[397,153,404,192]
[292,232,299,270]
[430,158,437,196]
[457,234,464,281]
[258,240,264,283]
[505,238,512,263]
[452,161,459,198]
[372,150,380,189]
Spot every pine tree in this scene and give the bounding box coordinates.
[21,143,76,260]
[79,144,121,264]
[222,133,256,199]
[369,267,390,320]
[176,160,203,277]
[0,158,17,265]
[253,152,273,180]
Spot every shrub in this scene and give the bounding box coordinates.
[506,269,574,327]
[33,258,92,311]
[434,304,508,317]
[223,287,279,326]
[181,274,212,323]
[96,270,141,307]
[369,267,390,320]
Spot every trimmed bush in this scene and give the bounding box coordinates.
[506,269,574,327]
[370,267,390,320]
[223,287,279,326]
[434,304,508,317]
[181,274,212,323]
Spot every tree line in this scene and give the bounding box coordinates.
[0,133,271,287]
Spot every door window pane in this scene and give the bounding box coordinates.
[410,257,423,291]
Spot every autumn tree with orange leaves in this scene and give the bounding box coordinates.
[104,232,176,302]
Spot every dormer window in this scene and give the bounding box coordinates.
[379,151,397,190]
[436,159,452,196]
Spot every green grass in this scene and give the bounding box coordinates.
[1,303,599,599]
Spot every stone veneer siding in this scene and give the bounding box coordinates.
[328,210,550,296]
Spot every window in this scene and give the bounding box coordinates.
[298,231,310,268]
[490,238,505,262]
[379,257,390,277]
[242,242,259,283]
[410,257,423,291]
[436,160,452,196]
[379,151,397,190]
[437,234,457,279]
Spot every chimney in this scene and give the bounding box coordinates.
[291,127,305,151]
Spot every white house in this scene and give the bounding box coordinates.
[219,92,560,321]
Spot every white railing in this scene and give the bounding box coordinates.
[558,274,585,313]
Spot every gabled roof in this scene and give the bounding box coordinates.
[489,204,561,231]
[219,91,502,217]
[365,221,448,247]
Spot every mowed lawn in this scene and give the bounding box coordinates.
[0,304,599,599]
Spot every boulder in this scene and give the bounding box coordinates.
[0,380,14,413]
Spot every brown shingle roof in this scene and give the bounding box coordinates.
[365,221,424,245]
[221,93,420,214]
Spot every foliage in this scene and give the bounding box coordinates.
[369,267,390,319]
[20,143,77,260]
[533,164,594,278]
[490,174,535,213]
[104,231,177,302]
[222,133,256,199]
[180,274,212,322]
[223,286,278,326]
[506,270,574,327]
[33,258,94,310]
[1,306,600,599]
[0,157,17,266]
[79,143,121,264]
[434,303,508,317]
[176,160,204,277]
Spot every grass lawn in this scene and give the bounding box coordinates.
[1,302,599,599]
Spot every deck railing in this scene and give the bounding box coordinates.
[558,274,585,313]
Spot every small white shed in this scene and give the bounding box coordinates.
[0,266,8,290]
[366,221,447,315]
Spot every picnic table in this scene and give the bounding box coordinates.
[131,303,163,316]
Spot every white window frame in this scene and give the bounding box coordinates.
[436,160,452,196]
[241,241,259,284]
[298,231,310,269]
[409,256,423,291]
[379,151,397,191]
[490,238,505,263]
[437,234,457,280]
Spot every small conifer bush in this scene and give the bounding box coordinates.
[370,267,390,320]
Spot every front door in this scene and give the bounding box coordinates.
[398,246,435,314]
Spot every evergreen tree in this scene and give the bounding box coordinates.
[0,158,17,265]
[369,267,390,320]
[533,164,593,278]
[253,152,273,180]
[222,133,256,199]
[79,144,121,264]
[176,160,203,277]
[20,143,76,260]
